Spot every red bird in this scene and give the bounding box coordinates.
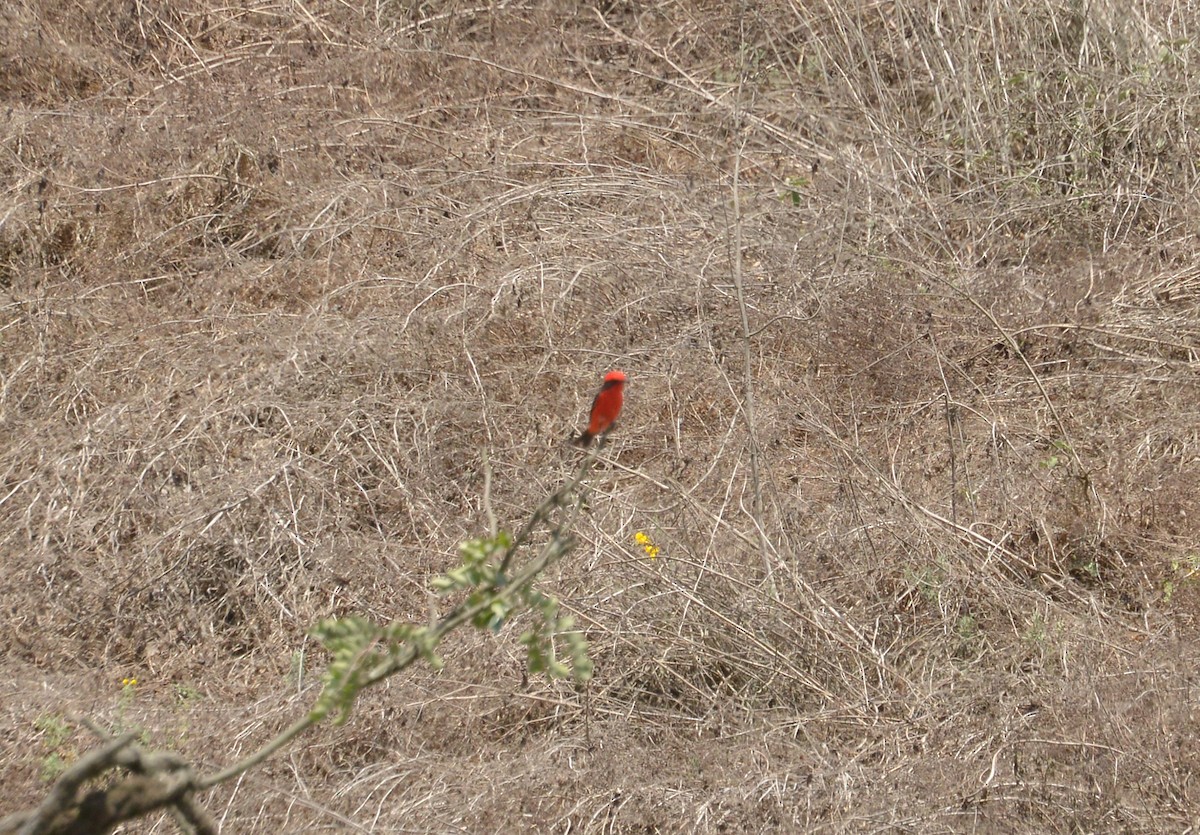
[573,369,627,446]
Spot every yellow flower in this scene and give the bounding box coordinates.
[634,531,660,560]
[121,677,138,688]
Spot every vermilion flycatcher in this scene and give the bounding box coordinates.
[573,369,627,446]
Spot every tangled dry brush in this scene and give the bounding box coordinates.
[3,0,1200,831]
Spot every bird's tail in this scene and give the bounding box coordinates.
[572,430,594,447]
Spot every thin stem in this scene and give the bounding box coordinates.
[729,39,777,598]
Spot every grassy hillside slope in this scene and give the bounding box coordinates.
[3,0,1200,830]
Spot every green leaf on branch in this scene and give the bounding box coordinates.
[405,625,443,671]
[467,592,513,632]
[309,616,384,724]
[432,531,512,593]
[310,618,445,725]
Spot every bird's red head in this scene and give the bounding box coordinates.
[604,370,627,385]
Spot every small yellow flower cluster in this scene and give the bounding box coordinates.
[635,531,659,560]
[121,677,138,688]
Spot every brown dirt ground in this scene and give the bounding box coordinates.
[4,0,1200,831]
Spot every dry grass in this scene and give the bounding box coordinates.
[4,0,1200,831]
